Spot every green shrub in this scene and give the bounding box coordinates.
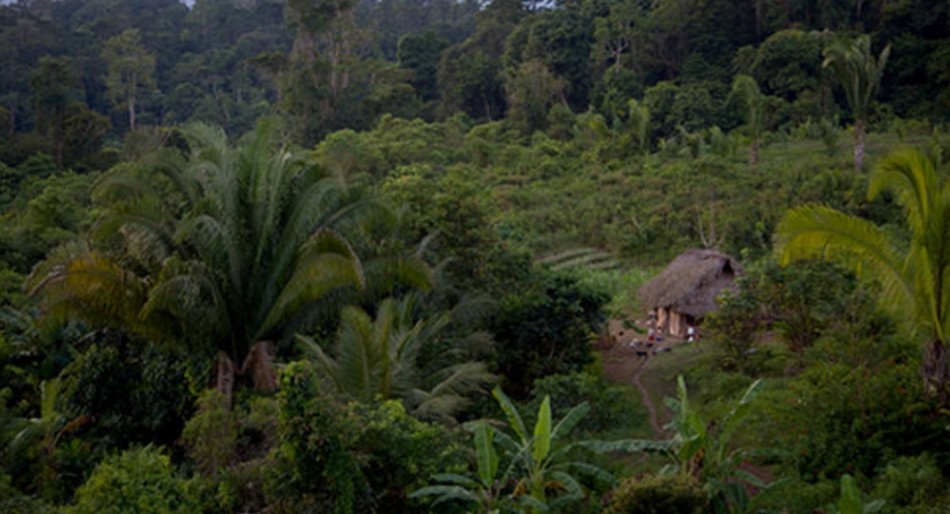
[180,390,238,476]
[873,454,950,513]
[269,362,466,513]
[0,473,54,514]
[344,400,466,513]
[705,258,886,373]
[59,340,193,450]
[491,269,609,397]
[759,345,948,481]
[604,474,707,514]
[67,446,197,514]
[270,362,371,514]
[180,390,279,513]
[751,477,838,514]
[528,372,646,437]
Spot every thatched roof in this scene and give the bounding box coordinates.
[638,249,742,318]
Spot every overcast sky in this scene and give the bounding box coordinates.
[0,0,196,5]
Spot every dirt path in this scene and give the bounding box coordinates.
[600,342,665,436]
[600,333,775,488]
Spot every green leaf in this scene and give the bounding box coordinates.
[733,468,768,489]
[551,401,589,442]
[532,396,552,463]
[431,473,480,488]
[839,474,863,514]
[518,494,550,511]
[409,485,479,504]
[261,230,364,334]
[493,387,527,441]
[864,499,886,514]
[474,422,499,486]
[560,461,615,486]
[579,439,674,453]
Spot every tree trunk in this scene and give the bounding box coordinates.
[748,137,759,166]
[853,118,865,170]
[215,350,235,404]
[128,94,136,131]
[54,108,65,171]
[240,340,278,393]
[922,339,948,405]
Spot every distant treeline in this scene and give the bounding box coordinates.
[0,0,948,167]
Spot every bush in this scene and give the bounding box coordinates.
[270,362,371,514]
[56,340,193,456]
[180,390,279,513]
[528,372,646,437]
[67,446,197,514]
[750,476,837,514]
[705,258,885,373]
[491,269,609,397]
[759,339,949,481]
[269,362,466,514]
[343,400,466,513]
[873,454,950,513]
[604,474,707,514]
[180,390,239,476]
[0,472,54,514]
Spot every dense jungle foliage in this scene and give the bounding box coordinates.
[2,0,950,512]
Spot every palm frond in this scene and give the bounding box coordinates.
[297,334,345,392]
[868,148,938,242]
[332,306,379,401]
[27,244,149,333]
[138,258,228,344]
[408,484,479,505]
[775,204,913,319]
[261,230,364,335]
[413,361,496,421]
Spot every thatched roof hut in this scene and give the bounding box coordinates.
[638,249,742,336]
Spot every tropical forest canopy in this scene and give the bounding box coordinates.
[2,0,950,513]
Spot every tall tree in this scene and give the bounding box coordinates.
[822,35,890,170]
[730,74,765,166]
[775,148,950,404]
[29,56,79,170]
[101,28,156,131]
[505,59,565,135]
[436,0,523,120]
[397,30,448,103]
[284,0,372,142]
[28,120,400,399]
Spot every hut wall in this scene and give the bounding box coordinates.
[657,308,669,334]
[669,311,686,337]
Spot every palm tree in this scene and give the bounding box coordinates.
[822,35,890,170]
[775,148,950,402]
[28,120,402,399]
[298,294,495,422]
[731,74,764,166]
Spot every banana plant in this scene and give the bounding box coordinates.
[412,387,613,513]
[496,387,616,512]
[410,421,510,513]
[824,474,885,514]
[584,376,776,513]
